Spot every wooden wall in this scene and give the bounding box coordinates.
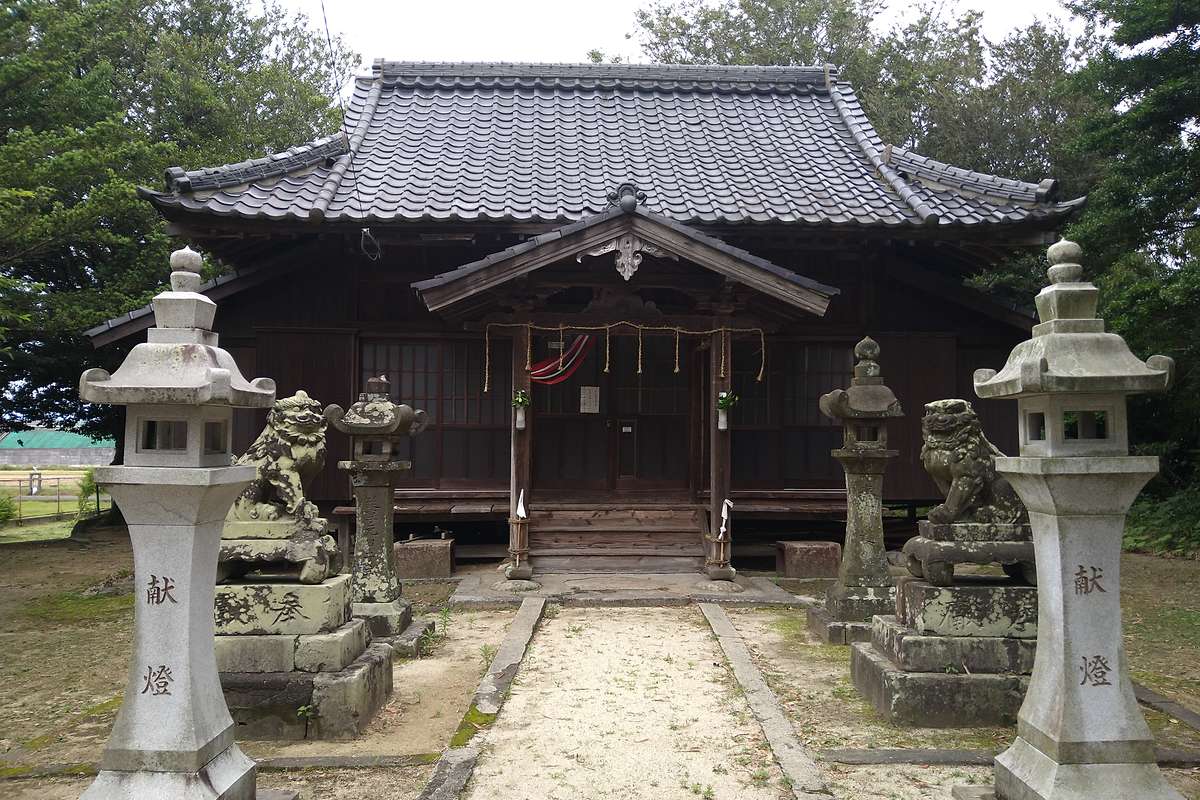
[206,234,1026,505]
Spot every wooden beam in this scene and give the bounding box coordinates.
[510,323,533,521]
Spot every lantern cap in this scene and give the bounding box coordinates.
[79,247,276,408]
[974,239,1173,399]
[819,336,903,420]
[324,375,418,436]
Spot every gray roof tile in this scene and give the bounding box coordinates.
[140,62,1082,228]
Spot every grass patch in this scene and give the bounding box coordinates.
[82,695,123,717]
[21,590,133,624]
[0,519,74,545]
[448,703,498,748]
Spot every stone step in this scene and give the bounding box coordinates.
[850,641,1028,728]
[871,615,1035,675]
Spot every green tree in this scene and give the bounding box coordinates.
[0,0,356,437]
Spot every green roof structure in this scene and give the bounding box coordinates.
[0,430,114,449]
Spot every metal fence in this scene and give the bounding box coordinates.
[0,473,112,526]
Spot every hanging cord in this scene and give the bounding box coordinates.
[481,321,768,391]
[319,0,379,261]
[483,324,491,393]
[525,324,533,371]
[636,326,643,374]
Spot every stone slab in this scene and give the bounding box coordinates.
[220,671,314,740]
[215,633,298,673]
[219,534,338,583]
[900,578,1037,639]
[222,518,320,540]
[776,540,841,579]
[702,603,832,799]
[474,597,545,715]
[394,538,454,578]
[825,581,896,622]
[310,643,393,739]
[807,605,872,645]
[872,615,1035,675]
[389,617,436,658]
[353,598,413,638]
[295,619,369,673]
[416,744,482,800]
[903,536,1035,585]
[850,642,1027,727]
[257,791,300,800]
[215,575,351,636]
[951,788,994,800]
[919,520,1031,543]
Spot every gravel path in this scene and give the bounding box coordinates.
[461,606,790,800]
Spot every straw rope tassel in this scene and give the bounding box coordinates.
[757,329,766,382]
[604,326,611,373]
[483,324,491,393]
[558,324,564,370]
[720,328,727,379]
[525,324,532,371]
[637,326,643,374]
[673,328,680,374]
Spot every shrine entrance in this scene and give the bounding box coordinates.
[531,333,694,499]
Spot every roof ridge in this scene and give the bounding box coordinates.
[310,76,384,222]
[368,60,838,91]
[163,134,347,194]
[829,86,939,226]
[887,147,1059,204]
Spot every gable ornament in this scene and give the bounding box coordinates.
[580,233,676,281]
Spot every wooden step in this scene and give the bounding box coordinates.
[526,507,706,573]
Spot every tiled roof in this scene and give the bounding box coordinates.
[139,61,1083,228]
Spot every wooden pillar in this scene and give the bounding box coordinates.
[707,328,735,580]
[507,325,534,580]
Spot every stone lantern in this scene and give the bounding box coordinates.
[324,376,427,637]
[956,240,1178,800]
[806,336,903,644]
[78,247,278,799]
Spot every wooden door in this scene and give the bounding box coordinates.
[610,335,690,493]
[532,335,609,491]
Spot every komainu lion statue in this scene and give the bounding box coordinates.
[229,390,327,531]
[920,399,1025,525]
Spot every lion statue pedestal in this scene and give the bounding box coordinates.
[849,399,1036,728]
[214,391,391,740]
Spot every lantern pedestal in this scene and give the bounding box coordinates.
[986,456,1182,800]
[341,461,413,637]
[808,449,896,644]
[82,468,261,800]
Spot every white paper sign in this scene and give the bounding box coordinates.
[580,385,600,414]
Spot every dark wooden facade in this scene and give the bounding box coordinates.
[142,228,1026,510]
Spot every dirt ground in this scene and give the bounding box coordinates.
[463,605,790,800]
[245,608,515,761]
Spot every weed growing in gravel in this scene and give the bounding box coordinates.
[479,643,497,668]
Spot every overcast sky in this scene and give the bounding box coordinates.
[279,0,1075,73]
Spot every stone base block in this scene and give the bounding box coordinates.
[394,537,454,578]
[904,534,1035,587]
[504,561,533,580]
[215,575,351,636]
[82,743,256,799]
[850,641,1027,727]
[872,615,1035,674]
[825,581,896,622]
[296,619,369,672]
[310,643,393,739]
[995,736,1185,800]
[389,618,436,657]
[776,540,841,578]
[221,671,315,740]
[806,605,872,645]
[223,518,327,541]
[219,534,338,585]
[900,578,1037,639]
[258,791,301,800]
[216,633,298,673]
[951,788,994,800]
[353,598,413,638]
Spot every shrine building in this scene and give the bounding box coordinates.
[87,62,1081,571]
